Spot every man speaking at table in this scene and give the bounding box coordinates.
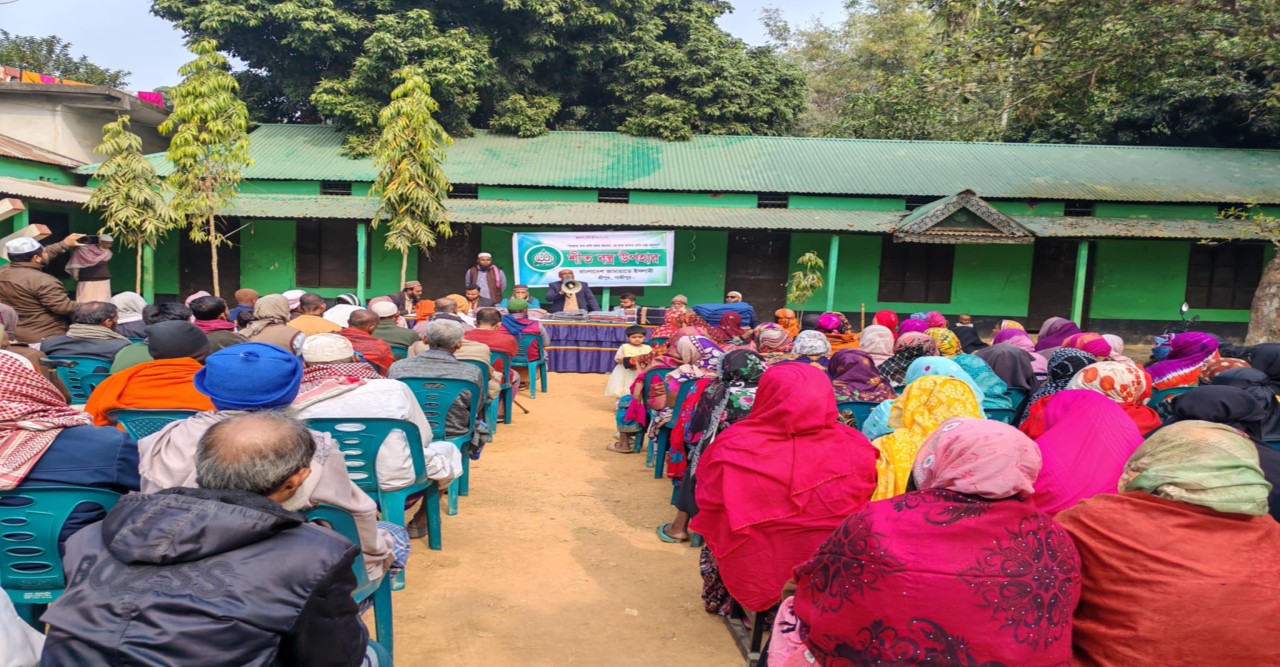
[545,269,600,313]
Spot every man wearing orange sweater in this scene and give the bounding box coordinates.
[86,321,214,426]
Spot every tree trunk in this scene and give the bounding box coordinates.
[400,249,408,288]
[135,242,143,294]
[1247,252,1280,344]
[209,216,221,298]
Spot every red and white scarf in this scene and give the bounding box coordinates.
[0,355,92,489]
[294,363,382,409]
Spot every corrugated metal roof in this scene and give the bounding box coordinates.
[0,176,91,204]
[218,194,1267,239]
[84,124,1280,204]
[0,134,84,168]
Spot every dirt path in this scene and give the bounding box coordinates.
[392,372,742,666]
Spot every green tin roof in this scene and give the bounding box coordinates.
[83,124,1280,204]
[218,194,1268,239]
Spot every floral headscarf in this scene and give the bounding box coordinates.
[754,323,793,354]
[857,324,895,365]
[774,308,800,338]
[878,332,940,386]
[668,335,723,382]
[904,355,987,408]
[1201,357,1251,384]
[925,327,961,358]
[872,375,983,500]
[954,354,1013,410]
[1068,360,1161,433]
[792,330,832,357]
[828,349,895,403]
[913,418,1041,499]
[1122,421,1271,516]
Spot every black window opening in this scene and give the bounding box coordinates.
[598,189,629,204]
[757,193,789,209]
[878,238,954,303]
[296,219,359,288]
[1185,242,1263,310]
[320,181,352,196]
[1064,201,1095,217]
[450,184,479,199]
[903,195,937,211]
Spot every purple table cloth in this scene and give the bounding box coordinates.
[542,322,652,373]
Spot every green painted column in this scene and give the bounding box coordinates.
[356,222,369,303]
[12,207,28,230]
[825,234,841,313]
[1071,241,1090,324]
[141,245,155,302]
[602,286,611,311]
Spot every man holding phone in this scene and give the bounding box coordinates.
[66,233,114,302]
[0,232,86,342]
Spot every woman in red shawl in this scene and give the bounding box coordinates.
[776,418,1080,667]
[689,363,878,612]
[873,309,899,335]
[712,312,751,347]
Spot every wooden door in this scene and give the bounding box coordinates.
[1026,239,1079,330]
[724,230,790,317]
[418,222,482,299]
[179,220,241,299]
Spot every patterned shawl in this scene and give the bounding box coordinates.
[857,325,894,365]
[828,349,895,403]
[1147,332,1221,390]
[0,354,92,489]
[753,323,793,354]
[299,361,382,393]
[925,327,961,357]
[1122,421,1271,516]
[878,332,940,386]
[1019,348,1096,423]
[872,375,983,500]
[953,354,1012,410]
[668,335,723,382]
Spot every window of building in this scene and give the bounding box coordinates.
[757,193,789,209]
[878,237,954,303]
[450,184,479,199]
[1185,243,1263,310]
[320,181,352,196]
[598,189,629,204]
[296,219,359,288]
[1064,201,1095,217]
[903,195,938,211]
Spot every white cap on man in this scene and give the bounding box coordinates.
[370,301,399,318]
[478,252,492,259]
[301,333,356,364]
[5,237,41,255]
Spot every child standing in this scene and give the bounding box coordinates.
[607,326,653,454]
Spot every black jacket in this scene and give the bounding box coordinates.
[41,488,367,667]
[545,280,601,312]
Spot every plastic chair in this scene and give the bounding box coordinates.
[389,344,409,361]
[44,355,112,404]
[1149,385,1196,406]
[459,358,499,435]
[986,408,1017,424]
[1006,387,1029,409]
[653,380,697,480]
[353,351,382,374]
[634,368,674,459]
[306,504,394,660]
[110,409,199,440]
[648,336,668,348]
[490,350,514,425]
[511,334,548,398]
[836,401,880,429]
[83,372,113,396]
[396,377,481,516]
[0,486,122,627]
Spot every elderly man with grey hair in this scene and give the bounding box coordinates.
[389,319,489,451]
[41,412,378,667]
[38,301,132,360]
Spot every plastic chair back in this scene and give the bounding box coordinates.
[1006,387,1029,408]
[46,355,112,403]
[0,486,122,611]
[986,408,1017,424]
[305,418,427,494]
[83,372,113,396]
[648,336,668,348]
[836,400,880,429]
[1149,385,1196,405]
[306,504,394,657]
[396,377,481,444]
[489,350,514,425]
[111,409,199,440]
[460,359,491,389]
[512,334,540,364]
[389,344,409,361]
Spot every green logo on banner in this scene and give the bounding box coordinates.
[525,244,563,270]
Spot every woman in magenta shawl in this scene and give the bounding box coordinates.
[1147,331,1221,390]
[1032,390,1145,515]
[1035,316,1082,352]
[690,363,878,612]
[898,318,930,335]
[774,418,1080,667]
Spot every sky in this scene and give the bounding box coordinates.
[0,0,845,90]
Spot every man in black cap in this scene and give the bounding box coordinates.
[85,321,214,424]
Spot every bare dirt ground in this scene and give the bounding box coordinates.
[390,372,742,667]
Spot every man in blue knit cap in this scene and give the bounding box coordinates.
[137,342,404,581]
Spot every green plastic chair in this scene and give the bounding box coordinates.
[110,409,199,440]
[635,368,674,460]
[986,408,1017,424]
[389,344,409,361]
[305,418,442,570]
[1006,387,1030,410]
[653,380,697,480]
[306,504,395,660]
[0,486,122,627]
[1149,385,1196,406]
[83,372,113,397]
[44,355,112,404]
[396,377,481,516]
[512,334,548,398]
[459,359,499,435]
[836,400,880,429]
[490,350,514,425]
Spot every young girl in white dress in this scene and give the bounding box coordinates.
[606,326,652,397]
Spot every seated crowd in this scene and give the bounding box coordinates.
[0,254,536,663]
[621,306,1280,666]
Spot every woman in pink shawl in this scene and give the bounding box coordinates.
[1035,316,1082,352]
[689,363,878,612]
[993,327,1049,375]
[1148,331,1221,390]
[1032,390,1144,515]
[898,318,930,335]
[924,310,947,329]
[872,310,898,335]
[857,324,894,365]
[774,418,1080,667]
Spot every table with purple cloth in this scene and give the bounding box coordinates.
[540,321,654,373]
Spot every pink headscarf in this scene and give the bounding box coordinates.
[873,310,899,335]
[924,311,947,329]
[994,328,1049,375]
[1031,390,1144,515]
[858,324,895,365]
[912,417,1041,499]
[899,318,930,335]
[1064,332,1113,358]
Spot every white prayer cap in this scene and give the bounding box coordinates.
[370,301,399,318]
[477,252,492,259]
[98,234,113,242]
[282,289,305,310]
[5,237,41,255]
[301,334,356,363]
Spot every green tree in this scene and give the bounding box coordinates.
[85,116,181,297]
[159,39,252,298]
[787,251,825,318]
[0,30,130,87]
[370,68,453,286]
[150,0,804,147]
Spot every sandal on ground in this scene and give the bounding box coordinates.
[606,441,634,453]
[407,510,429,539]
[656,523,689,543]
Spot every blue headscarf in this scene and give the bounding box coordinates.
[903,356,988,417]
[954,354,1013,410]
[860,400,895,440]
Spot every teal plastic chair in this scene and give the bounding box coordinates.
[83,372,113,397]
[648,336,668,348]
[396,377,481,516]
[490,350,514,425]
[986,408,1017,424]
[305,418,442,565]
[110,409,199,440]
[44,355,112,403]
[512,334,548,398]
[389,344,409,361]
[836,401,880,429]
[1149,385,1196,405]
[635,368,674,459]
[1006,387,1029,410]
[306,504,394,661]
[0,486,122,627]
[459,359,499,435]
[653,380,697,480]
